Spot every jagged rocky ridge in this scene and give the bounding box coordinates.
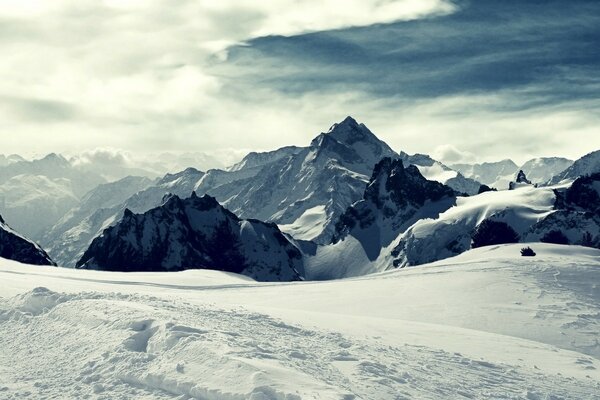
[76,193,304,282]
[43,116,485,268]
[0,214,55,266]
[334,158,456,259]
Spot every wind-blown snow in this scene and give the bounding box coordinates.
[1,243,599,399]
[278,205,328,241]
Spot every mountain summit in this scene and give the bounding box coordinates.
[76,193,304,281]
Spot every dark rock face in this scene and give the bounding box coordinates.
[526,173,600,249]
[334,158,456,259]
[554,172,600,214]
[0,215,55,266]
[478,184,497,194]
[76,193,303,282]
[472,219,520,248]
[515,170,532,184]
[509,170,534,190]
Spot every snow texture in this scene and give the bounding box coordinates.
[1,244,600,399]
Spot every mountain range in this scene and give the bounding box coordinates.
[0,117,598,280]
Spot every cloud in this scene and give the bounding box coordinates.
[0,0,598,167]
[69,148,133,168]
[431,145,476,165]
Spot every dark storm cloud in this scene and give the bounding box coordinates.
[221,0,600,109]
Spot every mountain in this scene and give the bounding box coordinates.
[387,184,557,267]
[519,157,573,184]
[42,152,302,268]
[0,174,80,240]
[0,153,106,197]
[526,173,600,247]
[334,158,456,255]
[404,153,481,195]
[39,176,154,267]
[0,154,25,167]
[451,159,519,189]
[41,116,480,264]
[0,214,55,265]
[548,150,600,184]
[305,158,457,279]
[77,193,303,282]
[223,116,398,243]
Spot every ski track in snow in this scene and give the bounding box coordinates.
[1,289,599,400]
[1,244,600,399]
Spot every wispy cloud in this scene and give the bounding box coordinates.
[0,0,598,164]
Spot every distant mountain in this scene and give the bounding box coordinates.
[519,157,573,184]
[405,153,481,195]
[228,146,303,172]
[40,176,154,267]
[77,193,303,282]
[548,150,600,184]
[0,214,55,266]
[0,174,80,240]
[451,159,518,189]
[0,154,25,167]
[0,153,106,197]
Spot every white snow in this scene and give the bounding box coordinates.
[1,243,600,399]
[278,205,329,241]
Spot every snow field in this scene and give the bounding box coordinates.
[1,243,599,399]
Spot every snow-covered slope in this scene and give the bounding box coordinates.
[228,146,303,172]
[1,244,599,398]
[0,174,80,240]
[527,172,600,247]
[452,159,519,189]
[77,193,303,282]
[39,176,154,267]
[0,214,55,266]
[389,185,557,267]
[548,149,600,184]
[520,157,573,184]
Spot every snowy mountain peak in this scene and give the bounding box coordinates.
[324,116,381,147]
[365,158,456,209]
[41,152,70,166]
[76,193,303,281]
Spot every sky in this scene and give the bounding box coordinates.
[0,0,599,165]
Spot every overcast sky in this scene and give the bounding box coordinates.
[1,0,599,164]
